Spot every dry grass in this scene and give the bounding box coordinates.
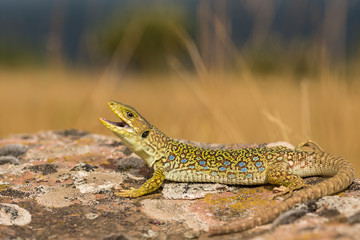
[1,67,359,176]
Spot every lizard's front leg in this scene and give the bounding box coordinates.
[115,168,165,198]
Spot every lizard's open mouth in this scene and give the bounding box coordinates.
[99,118,132,129]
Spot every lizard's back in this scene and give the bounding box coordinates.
[160,140,342,185]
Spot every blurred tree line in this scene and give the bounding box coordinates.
[0,0,359,77]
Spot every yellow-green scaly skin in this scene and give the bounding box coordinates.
[100,101,355,236]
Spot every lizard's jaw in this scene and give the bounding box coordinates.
[99,118,134,133]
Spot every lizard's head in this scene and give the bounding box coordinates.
[100,101,167,167]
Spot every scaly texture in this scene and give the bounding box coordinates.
[100,101,355,235]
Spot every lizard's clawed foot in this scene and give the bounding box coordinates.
[272,186,292,199]
[272,183,310,200]
[295,140,324,153]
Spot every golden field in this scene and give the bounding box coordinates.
[1,67,360,176]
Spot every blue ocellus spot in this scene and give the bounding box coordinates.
[259,167,265,172]
[253,156,259,161]
[164,163,170,167]
[239,162,245,167]
[256,162,262,167]
[224,161,230,165]
[247,174,252,178]
[190,165,194,169]
[200,161,205,165]
[229,174,235,178]
[241,168,248,172]
[181,159,187,163]
[219,167,226,171]
[169,155,175,161]
[203,166,209,170]
[212,172,218,176]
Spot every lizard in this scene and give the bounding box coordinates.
[99,100,355,236]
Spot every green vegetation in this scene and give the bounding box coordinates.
[98,5,193,72]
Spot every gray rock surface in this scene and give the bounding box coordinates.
[0,130,359,239]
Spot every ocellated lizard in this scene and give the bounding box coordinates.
[100,101,355,235]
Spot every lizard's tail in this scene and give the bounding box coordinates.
[208,151,355,236]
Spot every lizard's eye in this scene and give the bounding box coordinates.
[142,131,149,138]
[127,112,134,118]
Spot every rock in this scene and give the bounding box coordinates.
[162,182,237,199]
[0,144,28,157]
[0,130,359,239]
[0,203,31,226]
[0,156,19,165]
[0,144,28,165]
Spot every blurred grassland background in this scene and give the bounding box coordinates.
[1,0,360,175]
